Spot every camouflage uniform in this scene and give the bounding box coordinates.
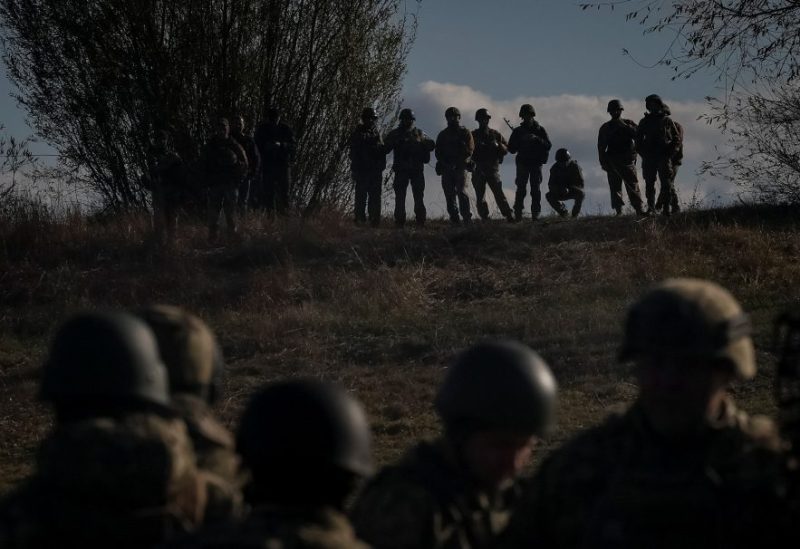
[384,115,435,226]
[351,439,521,549]
[350,113,387,226]
[230,129,261,214]
[598,112,645,214]
[201,135,247,240]
[500,401,786,548]
[545,153,585,218]
[471,125,513,222]
[435,118,475,223]
[507,111,551,220]
[145,136,185,244]
[254,119,296,215]
[637,96,683,215]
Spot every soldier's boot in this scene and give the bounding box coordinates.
[477,202,490,221]
[557,203,569,218]
[513,209,523,222]
[571,202,582,218]
[531,208,540,222]
[614,206,623,216]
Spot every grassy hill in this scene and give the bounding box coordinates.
[2,204,799,493]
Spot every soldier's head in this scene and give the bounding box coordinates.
[41,311,171,423]
[555,148,571,164]
[361,107,378,128]
[445,106,461,127]
[475,108,491,129]
[212,117,229,138]
[230,115,245,135]
[519,104,536,123]
[620,278,754,439]
[607,99,624,120]
[237,380,372,509]
[435,341,557,490]
[398,108,416,129]
[137,305,224,405]
[645,94,664,114]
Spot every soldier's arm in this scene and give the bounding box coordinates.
[538,126,552,151]
[422,131,436,152]
[497,131,509,155]
[465,128,475,157]
[507,129,519,154]
[434,131,445,161]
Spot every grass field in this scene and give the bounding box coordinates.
[2,204,799,494]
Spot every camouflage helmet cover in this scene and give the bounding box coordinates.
[619,278,756,379]
[519,104,536,117]
[137,305,223,396]
[435,341,557,436]
[40,311,170,407]
[399,108,416,121]
[607,99,624,113]
[555,148,571,163]
[237,380,372,478]
[475,108,491,121]
[445,106,461,119]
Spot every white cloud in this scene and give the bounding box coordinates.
[389,81,737,217]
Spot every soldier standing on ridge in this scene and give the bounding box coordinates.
[598,99,645,216]
[507,104,551,221]
[500,279,790,549]
[654,103,684,214]
[471,108,514,222]
[201,117,248,243]
[545,148,585,218]
[352,340,558,549]
[254,106,296,216]
[229,115,261,215]
[436,107,475,225]
[144,129,185,245]
[350,107,387,227]
[637,94,683,216]
[384,108,435,227]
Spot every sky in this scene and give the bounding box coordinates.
[0,1,738,215]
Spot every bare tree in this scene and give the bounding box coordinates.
[0,0,418,212]
[0,123,37,202]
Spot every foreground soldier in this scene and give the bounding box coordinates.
[351,341,557,549]
[202,117,248,242]
[637,94,683,216]
[545,148,585,218]
[254,106,296,215]
[500,279,788,548]
[229,115,261,215]
[597,99,645,216]
[507,104,551,221]
[435,107,475,225]
[169,380,372,548]
[471,109,514,222]
[144,129,185,245]
[0,312,206,548]
[384,108,435,227]
[350,107,387,227]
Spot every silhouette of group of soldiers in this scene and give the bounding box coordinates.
[143,94,683,244]
[2,278,799,548]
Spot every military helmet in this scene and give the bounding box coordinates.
[555,148,571,163]
[40,311,170,408]
[237,380,372,478]
[607,99,624,113]
[445,106,461,119]
[435,341,557,436]
[361,107,378,121]
[475,108,491,121]
[619,278,755,379]
[399,108,416,121]
[645,94,664,110]
[519,104,536,117]
[137,305,223,400]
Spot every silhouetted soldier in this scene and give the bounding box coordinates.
[229,115,261,215]
[352,341,558,549]
[144,129,185,245]
[384,108,435,227]
[637,94,683,216]
[0,312,208,548]
[471,108,514,222]
[598,99,645,216]
[545,148,585,218]
[167,380,372,548]
[507,104,551,221]
[654,103,684,214]
[436,107,475,225]
[500,279,789,549]
[254,106,296,216]
[350,107,386,227]
[201,117,248,242]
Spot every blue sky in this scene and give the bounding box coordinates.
[0,1,737,213]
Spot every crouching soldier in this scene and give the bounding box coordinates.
[545,148,585,218]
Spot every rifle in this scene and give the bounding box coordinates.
[775,312,800,454]
[503,117,516,131]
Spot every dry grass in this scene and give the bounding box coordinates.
[1,204,799,493]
